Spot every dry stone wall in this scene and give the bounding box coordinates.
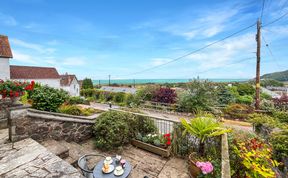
[9,107,95,143]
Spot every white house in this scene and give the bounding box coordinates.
[0,35,80,96]
[0,35,12,80]
[60,74,80,96]
[10,65,61,89]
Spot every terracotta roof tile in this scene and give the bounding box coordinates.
[60,74,78,86]
[10,65,60,79]
[0,35,13,58]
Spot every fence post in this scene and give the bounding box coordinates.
[221,133,231,178]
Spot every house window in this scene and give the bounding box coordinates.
[74,85,76,89]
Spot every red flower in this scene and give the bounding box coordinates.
[14,92,19,97]
[166,141,171,145]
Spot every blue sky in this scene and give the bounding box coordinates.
[0,0,288,80]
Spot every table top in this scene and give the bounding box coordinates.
[93,158,132,178]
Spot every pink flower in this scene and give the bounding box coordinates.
[196,161,213,174]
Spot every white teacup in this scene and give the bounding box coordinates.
[104,157,112,164]
[114,166,124,175]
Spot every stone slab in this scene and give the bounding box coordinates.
[0,138,84,178]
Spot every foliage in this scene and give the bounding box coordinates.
[235,83,255,96]
[216,86,236,106]
[152,87,177,104]
[232,138,278,178]
[236,95,254,105]
[58,105,82,115]
[82,78,94,89]
[260,99,275,111]
[248,113,279,133]
[30,85,69,112]
[93,111,157,150]
[113,92,126,103]
[181,113,231,156]
[224,103,254,120]
[177,80,216,113]
[261,79,284,87]
[93,111,132,150]
[0,80,34,99]
[260,92,273,100]
[269,129,288,162]
[135,85,159,102]
[137,133,171,148]
[80,88,95,97]
[67,96,89,105]
[273,94,288,110]
[272,110,288,123]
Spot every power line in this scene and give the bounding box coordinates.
[116,22,256,77]
[262,10,288,27]
[262,35,288,81]
[260,0,266,20]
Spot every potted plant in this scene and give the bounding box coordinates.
[131,133,172,157]
[180,113,231,177]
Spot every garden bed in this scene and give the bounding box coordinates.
[131,139,171,157]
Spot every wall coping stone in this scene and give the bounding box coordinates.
[28,108,99,120]
[27,109,95,124]
[8,104,31,111]
[221,133,231,178]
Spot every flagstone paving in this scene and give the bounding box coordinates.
[42,138,190,178]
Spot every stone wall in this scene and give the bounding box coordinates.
[9,107,95,143]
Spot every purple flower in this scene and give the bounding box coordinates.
[196,161,213,174]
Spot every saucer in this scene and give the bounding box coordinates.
[114,168,124,176]
[104,157,113,165]
[102,165,115,174]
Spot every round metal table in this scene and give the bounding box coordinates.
[93,158,132,178]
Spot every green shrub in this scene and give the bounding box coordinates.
[224,103,254,120]
[177,80,216,113]
[58,105,82,115]
[248,113,279,133]
[67,96,89,105]
[124,93,135,106]
[272,110,288,123]
[216,86,236,105]
[261,92,272,100]
[269,129,288,161]
[82,78,94,89]
[236,83,255,96]
[81,108,102,116]
[80,88,95,97]
[30,85,68,112]
[236,95,253,105]
[113,92,126,103]
[93,111,157,150]
[93,111,133,150]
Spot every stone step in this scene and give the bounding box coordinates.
[0,129,9,145]
[41,139,69,159]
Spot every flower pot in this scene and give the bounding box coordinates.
[188,153,201,178]
[131,139,171,157]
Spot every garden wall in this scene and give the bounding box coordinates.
[9,106,95,143]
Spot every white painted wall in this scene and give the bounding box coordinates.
[61,78,80,96]
[15,79,61,89]
[0,57,10,80]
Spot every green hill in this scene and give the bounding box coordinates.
[261,70,288,81]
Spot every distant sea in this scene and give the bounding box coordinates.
[93,78,249,85]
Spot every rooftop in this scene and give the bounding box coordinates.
[10,65,60,79]
[60,74,78,86]
[0,35,13,58]
[100,86,137,94]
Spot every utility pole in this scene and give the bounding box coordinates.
[133,79,135,88]
[255,19,261,110]
[108,75,111,86]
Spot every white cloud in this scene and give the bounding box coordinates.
[12,50,37,64]
[10,38,56,54]
[0,13,17,26]
[61,57,86,66]
[149,58,172,66]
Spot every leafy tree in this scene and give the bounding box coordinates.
[152,87,177,104]
[82,78,94,89]
[261,79,284,87]
[177,80,216,113]
[236,83,255,96]
[135,85,160,102]
[216,85,236,105]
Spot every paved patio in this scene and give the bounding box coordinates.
[0,138,84,178]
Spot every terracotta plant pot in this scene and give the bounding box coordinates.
[188,153,201,178]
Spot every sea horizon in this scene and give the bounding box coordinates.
[92,78,249,85]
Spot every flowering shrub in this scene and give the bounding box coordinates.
[0,80,34,99]
[196,161,214,175]
[152,87,177,104]
[273,94,288,110]
[232,138,278,178]
[138,133,172,148]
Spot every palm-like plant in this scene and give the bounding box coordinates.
[181,114,231,156]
